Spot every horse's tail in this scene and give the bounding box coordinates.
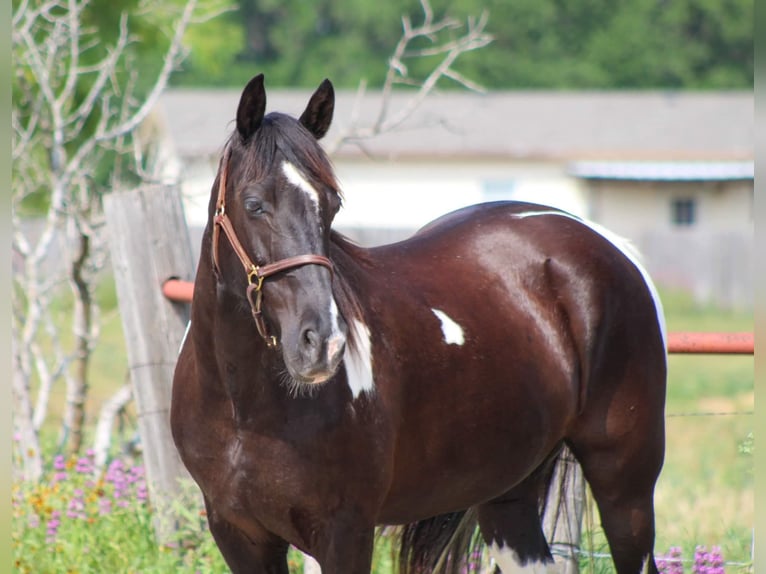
[396,509,482,574]
[537,443,585,565]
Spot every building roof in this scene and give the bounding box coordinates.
[568,160,754,181]
[153,88,753,162]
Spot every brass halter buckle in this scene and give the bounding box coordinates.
[246,277,277,348]
[247,265,264,292]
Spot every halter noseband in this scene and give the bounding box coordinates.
[211,146,334,348]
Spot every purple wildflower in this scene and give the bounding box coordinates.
[708,546,725,574]
[27,513,40,529]
[98,497,112,516]
[669,547,684,574]
[135,482,148,503]
[66,488,86,520]
[657,546,684,574]
[46,510,61,543]
[52,471,68,483]
[53,454,66,471]
[75,458,92,474]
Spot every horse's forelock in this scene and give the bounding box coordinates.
[228,113,341,200]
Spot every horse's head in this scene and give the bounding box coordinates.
[211,74,346,387]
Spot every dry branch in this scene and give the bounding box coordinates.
[12,0,227,473]
[326,0,492,155]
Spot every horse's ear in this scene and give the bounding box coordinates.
[237,74,266,142]
[299,79,334,140]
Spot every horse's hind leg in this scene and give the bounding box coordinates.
[477,476,558,573]
[567,372,665,574]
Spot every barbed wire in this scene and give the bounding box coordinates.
[666,410,753,417]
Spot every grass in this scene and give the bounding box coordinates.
[577,288,754,573]
[651,290,753,572]
[14,283,753,572]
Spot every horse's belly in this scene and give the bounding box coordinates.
[378,392,569,524]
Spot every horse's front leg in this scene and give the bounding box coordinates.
[313,519,375,574]
[204,497,289,574]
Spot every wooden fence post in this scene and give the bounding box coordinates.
[104,184,196,544]
[542,445,586,573]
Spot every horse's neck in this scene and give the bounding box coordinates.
[190,236,278,408]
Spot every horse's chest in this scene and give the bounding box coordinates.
[188,428,326,543]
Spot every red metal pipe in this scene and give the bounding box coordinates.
[162,279,194,304]
[666,331,753,355]
[161,279,754,355]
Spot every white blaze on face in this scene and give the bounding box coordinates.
[343,318,374,399]
[512,209,667,351]
[282,161,320,216]
[431,309,465,346]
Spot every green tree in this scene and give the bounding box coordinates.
[176,0,752,89]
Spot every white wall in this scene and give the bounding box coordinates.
[333,159,586,231]
[177,156,588,232]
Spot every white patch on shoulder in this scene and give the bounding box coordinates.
[431,309,465,346]
[326,299,346,361]
[488,543,560,573]
[282,161,320,214]
[343,318,375,399]
[512,209,667,351]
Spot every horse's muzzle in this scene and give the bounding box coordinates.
[290,321,347,385]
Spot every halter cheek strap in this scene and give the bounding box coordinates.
[212,145,334,348]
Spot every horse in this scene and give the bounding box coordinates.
[170,74,667,574]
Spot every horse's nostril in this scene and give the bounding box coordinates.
[302,328,320,351]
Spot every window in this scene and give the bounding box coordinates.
[671,198,696,226]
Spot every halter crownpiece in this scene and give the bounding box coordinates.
[212,145,334,348]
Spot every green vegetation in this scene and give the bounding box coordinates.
[13,283,753,572]
[174,0,753,89]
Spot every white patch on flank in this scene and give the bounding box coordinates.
[512,210,667,351]
[431,309,465,346]
[343,318,375,399]
[488,543,561,574]
[282,161,320,215]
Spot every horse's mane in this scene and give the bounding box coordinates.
[329,230,374,353]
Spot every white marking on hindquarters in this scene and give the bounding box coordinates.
[512,210,667,351]
[343,318,374,399]
[178,320,191,355]
[431,309,465,346]
[641,554,652,574]
[282,161,320,215]
[488,543,561,574]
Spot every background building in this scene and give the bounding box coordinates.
[148,88,753,308]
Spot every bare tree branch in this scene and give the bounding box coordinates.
[13,0,216,460]
[327,0,492,155]
[92,384,133,470]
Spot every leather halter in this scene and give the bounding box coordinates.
[212,146,334,348]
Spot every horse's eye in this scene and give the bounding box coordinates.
[244,198,265,216]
